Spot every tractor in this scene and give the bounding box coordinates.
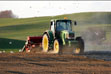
[22,18,84,54]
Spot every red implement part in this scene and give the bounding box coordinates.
[27,36,42,44]
[22,36,43,52]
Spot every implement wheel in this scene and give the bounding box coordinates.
[42,34,49,52]
[53,39,60,54]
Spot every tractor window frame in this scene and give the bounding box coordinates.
[55,20,72,31]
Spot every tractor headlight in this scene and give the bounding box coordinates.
[69,33,74,38]
[66,33,74,39]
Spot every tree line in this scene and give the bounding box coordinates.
[0,10,18,18]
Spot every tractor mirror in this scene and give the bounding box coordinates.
[74,21,77,25]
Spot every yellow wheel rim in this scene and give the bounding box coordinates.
[54,40,59,53]
[75,48,80,54]
[42,34,48,52]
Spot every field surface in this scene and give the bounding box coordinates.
[0,52,111,74]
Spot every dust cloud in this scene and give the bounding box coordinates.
[81,27,111,52]
[72,12,111,52]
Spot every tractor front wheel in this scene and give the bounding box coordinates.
[53,39,60,54]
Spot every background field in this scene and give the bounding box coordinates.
[0,12,111,52]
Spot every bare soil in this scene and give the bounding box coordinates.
[0,52,111,74]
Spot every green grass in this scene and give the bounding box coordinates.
[0,12,111,52]
[0,38,25,52]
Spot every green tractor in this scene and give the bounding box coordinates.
[42,18,84,54]
[22,18,84,54]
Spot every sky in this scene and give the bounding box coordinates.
[0,1,111,18]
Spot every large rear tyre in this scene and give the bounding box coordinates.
[42,34,49,52]
[75,37,84,54]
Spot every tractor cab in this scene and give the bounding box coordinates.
[56,20,72,31]
[50,19,74,32]
[50,19,76,40]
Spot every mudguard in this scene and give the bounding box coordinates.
[43,30,54,45]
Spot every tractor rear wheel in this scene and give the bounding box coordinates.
[42,34,49,52]
[75,37,84,54]
[53,39,60,54]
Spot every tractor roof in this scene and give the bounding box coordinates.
[51,19,71,22]
[51,17,71,22]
